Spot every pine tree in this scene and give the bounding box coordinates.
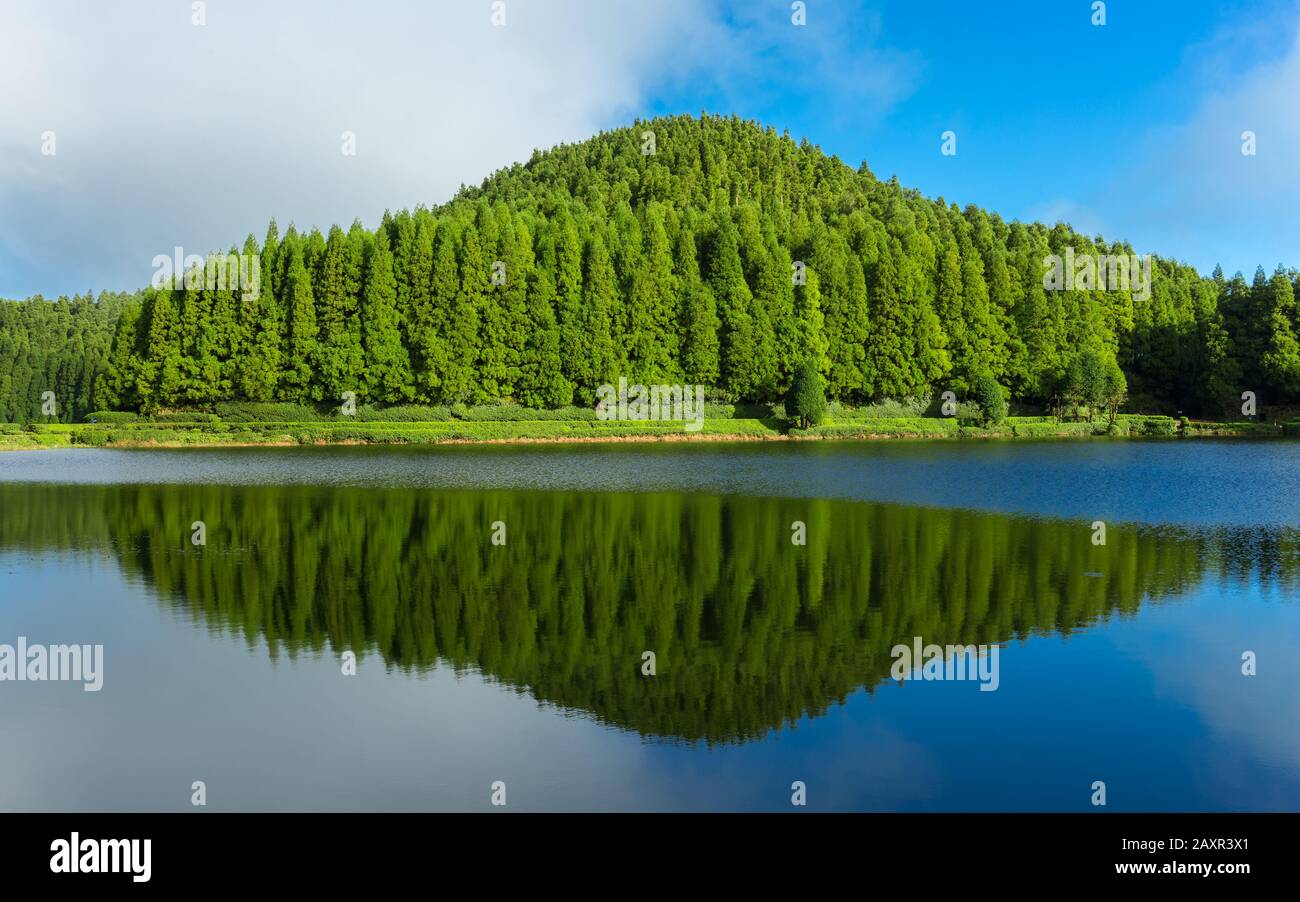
[437,223,480,404]
[751,244,793,397]
[389,211,417,322]
[957,252,994,389]
[280,239,318,402]
[554,211,588,395]
[517,264,571,407]
[485,210,533,400]
[866,245,915,399]
[675,225,720,386]
[625,205,680,381]
[362,231,413,402]
[313,225,366,403]
[97,299,144,410]
[1260,265,1300,397]
[793,267,829,377]
[407,220,442,400]
[1192,279,1237,415]
[239,227,283,402]
[459,225,494,402]
[817,242,871,400]
[579,231,620,399]
[175,265,218,405]
[706,215,757,399]
[935,244,966,378]
[142,289,183,410]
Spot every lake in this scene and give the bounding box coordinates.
[1,440,1298,811]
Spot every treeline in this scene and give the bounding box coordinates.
[0,292,131,422]
[0,481,1255,742]
[5,113,1300,420]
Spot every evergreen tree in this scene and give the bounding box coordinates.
[517,264,571,407]
[579,231,620,398]
[675,225,721,386]
[313,225,366,403]
[362,232,413,402]
[786,359,828,428]
[706,215,758,399]
[175,268,218,405]
[239,226,283,401]
[957,252,996,389]
[866,245,915,399]
[438,223,481,403]
[625,205,679,381]
[1260,265,1300,397]
[142,289,183,410]
[407,220,442,400]
[280,239,318,402]
[459,225,494,402]
[96,299,144,410]
[553,212,588,395]
[793,267,829,376]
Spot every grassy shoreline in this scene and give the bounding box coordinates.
[0,412,1289,451]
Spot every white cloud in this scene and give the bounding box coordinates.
[1089,10,1300,273]
[0,0,920,299]
[2,0,704,293]
[0,1,925,298]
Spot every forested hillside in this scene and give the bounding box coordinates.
[4,113,1298,421]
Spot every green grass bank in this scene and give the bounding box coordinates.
[0,402,1291,450]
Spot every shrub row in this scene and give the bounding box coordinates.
[1118,415,1179,436]
[796,418,962,438]
[1010,420,1101,437]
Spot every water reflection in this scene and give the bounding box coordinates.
[3,482,1294,745]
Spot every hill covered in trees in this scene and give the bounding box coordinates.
[4,113,1299,422]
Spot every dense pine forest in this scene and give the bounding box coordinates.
[0,292,130,422]
[3,113,1298,423]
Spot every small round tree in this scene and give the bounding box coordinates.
[972,373,1008,425]
[786,360,828,429]
[1101,357,1127,428]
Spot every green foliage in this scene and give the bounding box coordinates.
[1101,356,1128,427]
[8,404,1285,449]
[786,359,828,428]
[1063,349,1112,421]
[214,401,322,422]
[1133,415,1179,437]
[1008,419,1099,438]
[972,373,1008,425]
[83,410,140,423]
[829,398,929,419]
[280,237,318,402]
[361,231,414,403]
[796,418,961,438]
[5,114,1300,420]
[0,292,128,422]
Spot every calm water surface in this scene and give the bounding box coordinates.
[1,441,1297,811]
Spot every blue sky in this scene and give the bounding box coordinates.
[643,0,1300,277]
[2,0,1298,298]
